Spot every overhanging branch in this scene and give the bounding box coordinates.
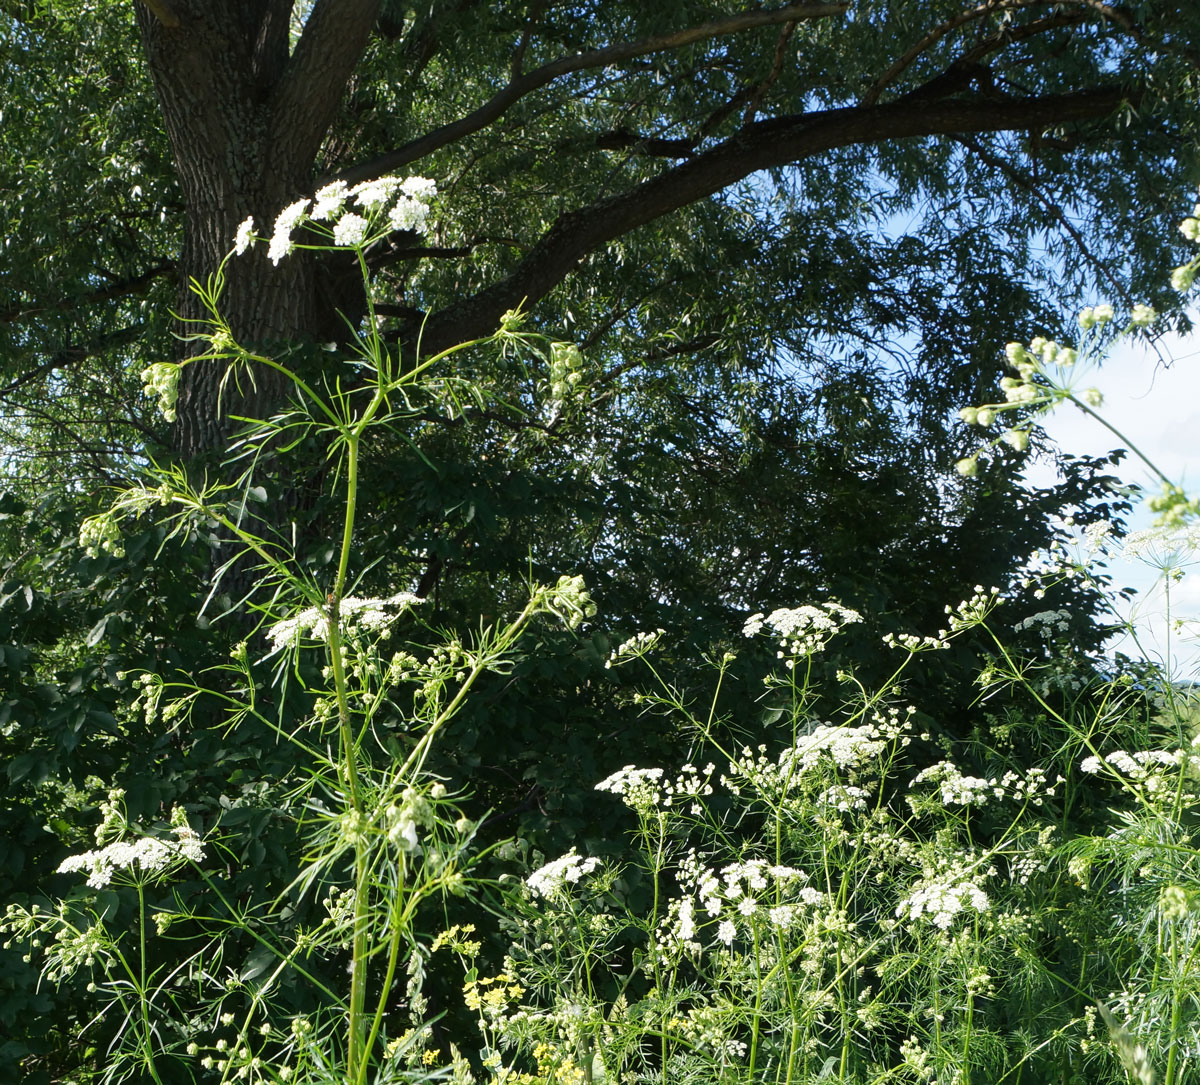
[334,3,849,187]
[954,135,1130,301]
[0,264,175,327]
[0,325,144,399]
[416,87,1133,354]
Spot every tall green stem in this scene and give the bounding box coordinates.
[324,425,370,1081]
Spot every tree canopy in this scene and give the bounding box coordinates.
[1,0,1197,464]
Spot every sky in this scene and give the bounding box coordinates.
[1022,317,1200,678]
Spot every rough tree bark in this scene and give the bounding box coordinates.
[134,0,381,460]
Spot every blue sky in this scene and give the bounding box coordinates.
[1026,318,1200,677]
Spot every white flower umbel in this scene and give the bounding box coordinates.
[266,592,424,655]
[816,783,872,812]
[743,602,862,662]
[311,180,349,221]
[401,176,437,201]
[526,848,600,899]
[1080,748,1183,786]
[268,198,311,265]
[783,723,885,775]
[387,196,430,234]
[57,812,205,889]
[896,871,989,931]
[911,761,995,807]
[254,175,437,263]
[233,216,255,255]
[332,212,370,247]
[595,762,715,812]
[595,765,665,809]
[351,176,404,213]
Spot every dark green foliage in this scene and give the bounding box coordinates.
[0,1,1197,1078]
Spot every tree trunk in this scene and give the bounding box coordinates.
[134,0,379,461]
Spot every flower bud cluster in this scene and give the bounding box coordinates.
[140,362,180,422]
[547,341,585,405]
[944,585,1001,632]
[542,574,596,630]
[955,318,1132,477]
[606,628,666,668]
[1146,483,1200,528]
[1076,306,1113,331]
[79,511,125,558]
[1171,197,1200,291]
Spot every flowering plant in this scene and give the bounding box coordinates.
[4,178,595,1085]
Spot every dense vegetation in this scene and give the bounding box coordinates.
[2,1,1200,1082]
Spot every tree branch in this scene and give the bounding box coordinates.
[415,87,1134,354]
[862,0,1132,107]
[333,3,850,187]
[0,326,144,398]
[270,0,382,168]
[954,135,1131,302]
[742,19,799,125]
[595,130,697,159]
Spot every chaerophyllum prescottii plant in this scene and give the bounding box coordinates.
[944,192,1200,1085]
[427,198,1200,1085]
[4,176,598,1085]
[461,592,1092,1085]
[15,179,1200,1085]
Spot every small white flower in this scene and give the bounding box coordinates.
[233,216,255,255]
[401,176,437,200]
[716,919,736,946]
[352,176,403,213]
[769,904,798,928]
[268,198,310,264]
[333,212,370,247]
[388,197,430,234]
[311,181,349,221]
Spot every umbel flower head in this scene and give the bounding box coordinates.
[56,807,205,889]
[233,174,437,263]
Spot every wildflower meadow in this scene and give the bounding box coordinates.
[7,176,1200,1085]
